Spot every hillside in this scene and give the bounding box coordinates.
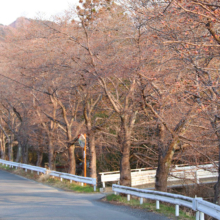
[0,17,33,41]
[0,24,13,41]
[9,17,31,29]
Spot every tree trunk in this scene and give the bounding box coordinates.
[214,144,220,205]
[214,176,220,205]
[0,124,9,160]
[8,136,13,161]
[48,139,54,170]
[155,123,176,192]
[68,145,76,174]
[36,130,44,167]
[120,144,131,186]
[25,144,29,164]
[88,133,96,179]
[36,146,43,167]
[84,106,97,181]
[16,143,22,162]
[21,143,25,163]
[119,117,131,187]
[211,119,220,205]
[0,132,5,159]
[155,155,170,192]
[21,143,28,164]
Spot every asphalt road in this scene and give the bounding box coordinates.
[0,170,170,220]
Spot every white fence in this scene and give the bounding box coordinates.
[112,184,220,220]
[0,159,96,191]
[99,163,218,188]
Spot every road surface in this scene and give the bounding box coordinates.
[0,170,170,220]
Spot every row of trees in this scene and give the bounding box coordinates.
[0,0,220,203]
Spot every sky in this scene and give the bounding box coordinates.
[0,0,79,25]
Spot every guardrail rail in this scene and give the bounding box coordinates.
[112,184,220,220]
[48,170,96,191]
[0,159,96,191]
[0,159,46,174]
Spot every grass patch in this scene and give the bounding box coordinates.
[0,164,14,170]
[69,184,95,193]
[105,194,194,220]
[40,176,96,193]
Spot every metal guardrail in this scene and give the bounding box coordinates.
[0,159,46,174]
[99,163,218,188]
[112,184,220,220]
[0,159,96,191]
[195,199,220,220]
[48,170,96,191]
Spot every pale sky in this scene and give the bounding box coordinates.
[0,0,79,25]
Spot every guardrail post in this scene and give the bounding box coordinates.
[60,178,63,181]
[127,194,130,201]
[103,182,105,188]
[37,171,39,175]
[193,197,204,220]
[25,168,27,172]
[70,180,72,183]
[196,211,200,220]
[140,198,143,205]
[81,182,84,186]
[93,185,96,192]
[200,212,204,220]
[175,204,179,217]
[156,200,160,209]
